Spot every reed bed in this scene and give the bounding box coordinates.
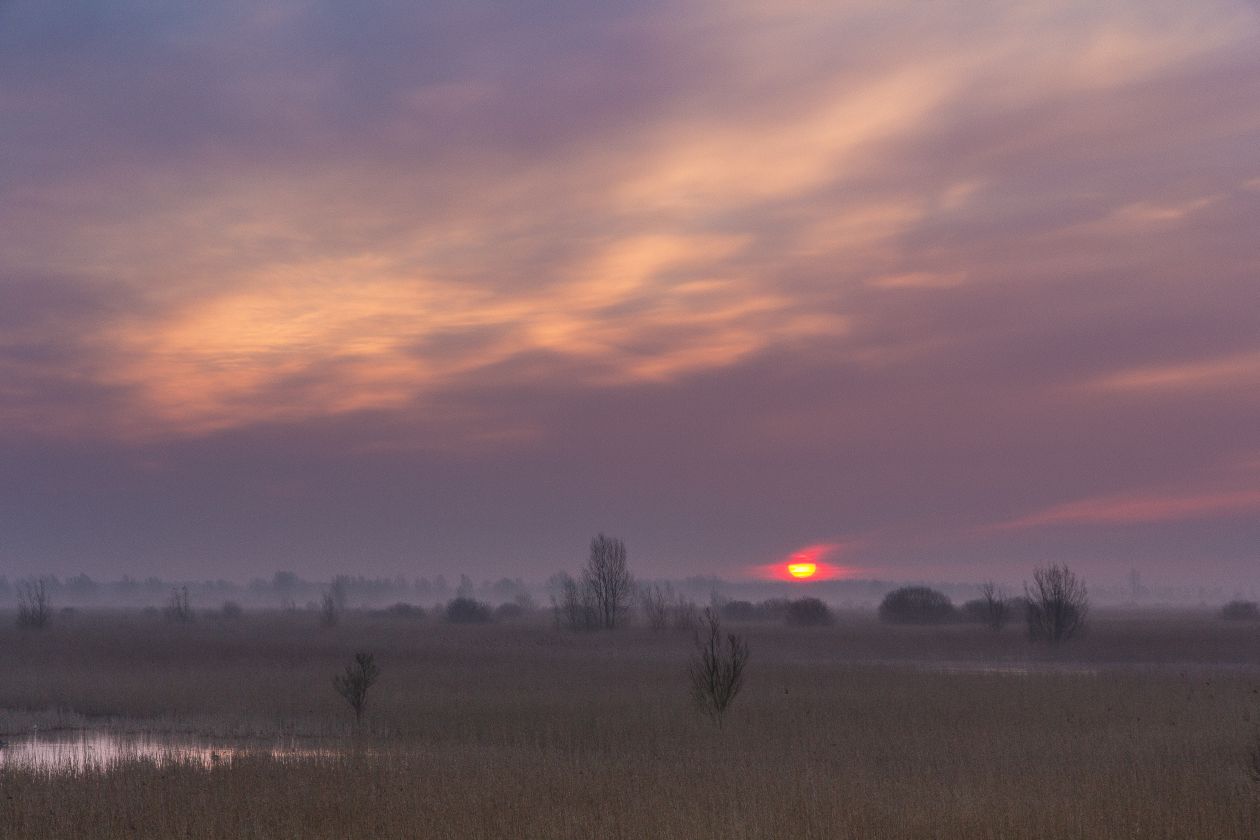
[2,610,1259,838]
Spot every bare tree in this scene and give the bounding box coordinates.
[330,576,350,612]
[552,572,598,631]
[320,591,339,627]
[672,597,700,632]
[16,579,52,629]
[1025,564,1088,642]
[639,583,670,631]
[164,586,194,623]
[582,533,633,629]
[333,651,381,723]
[688,608,750,728]
[979,582,1010,632]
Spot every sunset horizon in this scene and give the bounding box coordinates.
[4,4,1260,837]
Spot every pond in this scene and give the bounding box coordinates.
[0,730,338,774]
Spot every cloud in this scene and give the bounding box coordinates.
[2,0,1259,579]
[990,489,1260,530]
[1082,351,1260,392]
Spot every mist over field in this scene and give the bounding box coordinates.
[0,566,1255,612]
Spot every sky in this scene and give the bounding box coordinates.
[2,1,1259,587]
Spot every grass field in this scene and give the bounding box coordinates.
[2,609,1259,838]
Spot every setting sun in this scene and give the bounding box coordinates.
[750,543,857,581]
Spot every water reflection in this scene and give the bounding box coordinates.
[0,730,337,774]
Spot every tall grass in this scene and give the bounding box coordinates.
[2,610,1259,838]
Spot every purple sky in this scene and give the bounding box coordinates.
[2,1,1259,587]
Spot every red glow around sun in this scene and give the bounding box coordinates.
[749,543,857,581]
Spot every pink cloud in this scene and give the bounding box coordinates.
[991,489,1260,530]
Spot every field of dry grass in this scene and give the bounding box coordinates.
[2,609,1260,838]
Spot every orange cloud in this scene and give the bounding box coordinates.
[1083,351,1260,393]
[5,0,1257,452]
[991,489,1260,530]
[615,66,956,212]
[96,227,845,437]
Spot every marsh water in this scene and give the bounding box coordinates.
[0,730,337,774]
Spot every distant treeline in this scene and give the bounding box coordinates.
[0,571,1250,610]
[0,572,533,609]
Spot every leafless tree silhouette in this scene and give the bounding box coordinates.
[164,586,194,622]
[320,591,339,627]
[552,572,598,630]
[979,582,1010,631]
[688,608,749,727]
[16,579,51,629]
[1025,564,1088,642]
[333,651,381,723]
[330,576,349,612]
[639,583,670,630]
[583,533,633,629]
[673,597,700,632]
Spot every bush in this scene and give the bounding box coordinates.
[1025,564,1088,642]
[493,602,525,621]
[785,597,832,627]
[382,602,425,620]
[961,599,989,622]
[1221,600,1260,621]
[688,609,750,727]
[319,591,339,628]
[553,572,599,631]
[757,598,791,622]
[879,586,955,625]
[962,582,1012,631]
[164,586,194,623]
[639,583,670,630]
[719,599,760,622]
[445,596,493,624]
[16,579,52,629]
[333,651,380,723]
[220,600,244,619]
[672,598,700,632]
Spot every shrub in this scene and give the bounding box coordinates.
[16,579,52,629]
[672,598,700,632]
[320,591,339,628]
[639,583,670,630]
[1221,600,1260,621]
[383,602,425,620]
[1025,564,1088,642]
[785,597,832,627]
[757,598,791,622]
[333,651,380,723]
[962,599,988,622]
[493,602,525,621]
[878,586,955,625]
[719,599,759,622]
[220,600,244,619]
[445,596,493,624]
[553,572,598,631]
[688,608,750,727]
[975,582,1011,631]
[164,586,194,623]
